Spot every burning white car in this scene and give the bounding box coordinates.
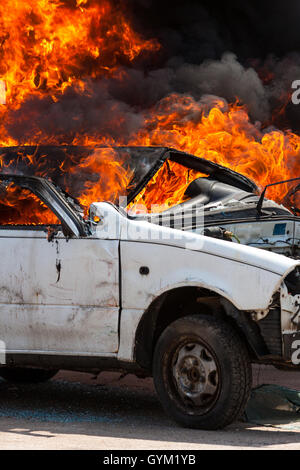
[0,146,299,430]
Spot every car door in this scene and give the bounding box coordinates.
[0,176,119,356]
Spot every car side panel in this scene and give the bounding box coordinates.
[120,240,282,312]
[0,229,119,354]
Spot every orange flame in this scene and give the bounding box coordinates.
[0,2,299,225]
[69,147,134,212]
[130,96,300,206]
[0,0,160,146]
[0,183,59,225]
[128,160,206,213]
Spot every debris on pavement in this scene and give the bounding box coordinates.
[245,384,300,431]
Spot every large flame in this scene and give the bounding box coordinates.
[0,0,159,104]
[130,96,300,206]
[0,0,159,146]
[0,1,300,225]
[0,184,59,225]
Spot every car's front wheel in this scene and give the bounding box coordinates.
[153,314,252,429]
[0,367,59,384]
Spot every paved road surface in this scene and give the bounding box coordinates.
[0,366,299,450]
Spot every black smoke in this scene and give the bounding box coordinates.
[124,0,300,129]
[6,0,300,141]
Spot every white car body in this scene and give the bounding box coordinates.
[0,163,300,429]
[1,201,299,366]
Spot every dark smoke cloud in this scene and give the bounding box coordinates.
[124,0,300,129]
[6,0,300,141]
[105,53,270,123]
[6,80,145,143]
[127,0,300,62]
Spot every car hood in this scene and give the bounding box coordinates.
[93,202,300,279]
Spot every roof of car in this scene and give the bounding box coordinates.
[0,145,258,200]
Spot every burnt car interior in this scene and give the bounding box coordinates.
[0,146,299,241]
[0,174,86,238]
[129,149,297,223]
[0,145,260,221]
[125,148,259,215]
[0,182,60,226]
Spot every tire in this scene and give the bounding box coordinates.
[153,314,252,430]
[0,367,59,384]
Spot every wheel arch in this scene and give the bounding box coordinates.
[134,286,268,370]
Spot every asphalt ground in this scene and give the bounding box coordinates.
[0,365,300,450]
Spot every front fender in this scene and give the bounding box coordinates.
[120,239,298,312]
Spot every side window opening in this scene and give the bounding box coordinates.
[127,160,208,215]
[0,183,61,227]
